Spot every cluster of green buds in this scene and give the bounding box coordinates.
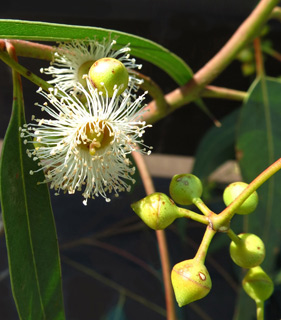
[131,174,274,313]
[223,182,273,317]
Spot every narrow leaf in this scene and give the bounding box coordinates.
[0,19,192,86]
[235,77,281,319]
[0,59,65,319]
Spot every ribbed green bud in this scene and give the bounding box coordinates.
[89,57,129,97]
[171,259,212,307]
[242,266,274,302]
[223,182,258,215]
[169,174,203,205]
[131,192,180,230]
[229,233,265,268]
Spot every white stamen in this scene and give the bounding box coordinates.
[21,79,152,204]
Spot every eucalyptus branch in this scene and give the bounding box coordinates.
[253,37,265,77]
[132,151,155,196]
[0,42,52,91]
[0,39,54,60]
[143,0,279,124]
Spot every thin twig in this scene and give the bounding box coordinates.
[262,46,281,62]
[253,37,265,77]
[62,255,167,317]
[0,42,52,91]
[143,0,279,123]
[132,151,177,320]
[60,237,161,280]
[202,85,247,101]
[0,39,54,60]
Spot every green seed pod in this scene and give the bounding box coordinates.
[171,259,212,307]
[242,266,274,302]
[237,48,254,63]
[131,192,180,230]
[223,182,258,215]
[241,62,256,77]
[169,174,203,205]
[89,57,129,97]
[229,233,265,268]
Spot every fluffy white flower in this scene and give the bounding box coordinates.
[41,38,142,93]
[20,79,152,205]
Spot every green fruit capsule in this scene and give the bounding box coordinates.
[242,266,274,302]
[223,182,258,215]
[169,174,203,205]
[89,57,129,97]
[131,192,180,230]
[229,233,265,268]
[171,259,212,307]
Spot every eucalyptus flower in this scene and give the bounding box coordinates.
[41,38,142,94]
[20,79,152,205]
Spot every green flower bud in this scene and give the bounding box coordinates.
[89,57,129,97]
[131,193,180,230]
[237,48,254,63]
[169,174,203,205]
[241,62,256,77]
[242,266,274,302]
[223,182,258,215]
[77,60,95,88]
[229,233,265,268]
[171,259,212,307]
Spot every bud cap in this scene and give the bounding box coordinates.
[89,57,129,97]
[131,192,179,230]
[171,259,212,306]
[169,174,203,205]
[242,266,274,302]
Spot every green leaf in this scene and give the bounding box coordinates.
[0,67,65,318]
[234,77,281,319]
[0,19,192,86]
[192,109,238,180]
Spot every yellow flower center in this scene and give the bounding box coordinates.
[78,121,113,155]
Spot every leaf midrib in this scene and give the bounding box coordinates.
[15,77,46,319]
[261,76,275,243]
